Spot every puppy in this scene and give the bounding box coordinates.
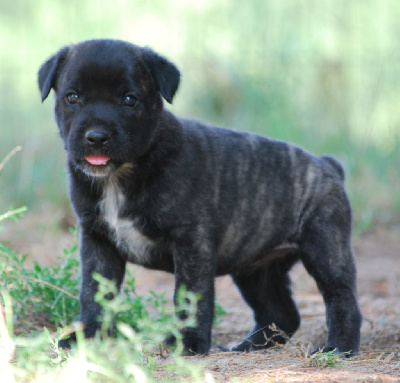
[38,39,361,355]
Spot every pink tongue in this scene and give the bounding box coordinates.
[85,155,111,166]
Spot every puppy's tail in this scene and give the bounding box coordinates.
[321,155,345,182]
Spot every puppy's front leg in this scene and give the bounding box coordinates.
[79,229,127,335]
[59,228,126,348]
[172,242,215,355]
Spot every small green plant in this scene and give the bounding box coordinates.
[0,206,27,223]
[307,349,352,368]
[0,228,81,328]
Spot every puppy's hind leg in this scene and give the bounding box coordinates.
[229,252,300,352]
[299,197,362,356]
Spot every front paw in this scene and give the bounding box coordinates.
[182,336,210,355]
[57,321,100,349]
[164,333,210,355]
[164,334,177,348]
[58,332,77,349]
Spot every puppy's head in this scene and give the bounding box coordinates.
[38,39,180,178]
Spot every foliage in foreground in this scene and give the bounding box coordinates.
[0,207,223,382]
[0,284,206,382]
[0,230,80,329]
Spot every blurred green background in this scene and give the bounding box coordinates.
[1,0,400,234]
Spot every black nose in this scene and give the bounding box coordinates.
[85,129,110,145]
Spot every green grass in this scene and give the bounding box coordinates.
[0,207,227,382]
[0,210,80,328]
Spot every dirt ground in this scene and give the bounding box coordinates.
[2,208,400,382]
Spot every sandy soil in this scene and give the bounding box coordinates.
[2,208,399,382]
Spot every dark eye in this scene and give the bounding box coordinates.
[123,94,138,107]
[66,92,80,104]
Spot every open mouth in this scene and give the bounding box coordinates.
[85,154,111,166]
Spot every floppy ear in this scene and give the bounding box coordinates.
[38,46,70,102]
[143,48,180,104]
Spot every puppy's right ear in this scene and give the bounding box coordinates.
[38,47,70,102]
[142,48,180,104]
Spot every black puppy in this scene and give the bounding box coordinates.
[38,39,361,355]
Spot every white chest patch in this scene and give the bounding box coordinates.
[99,181,155,264]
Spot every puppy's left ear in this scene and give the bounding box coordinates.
[38,46,70,102]
[143,48,180,104]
